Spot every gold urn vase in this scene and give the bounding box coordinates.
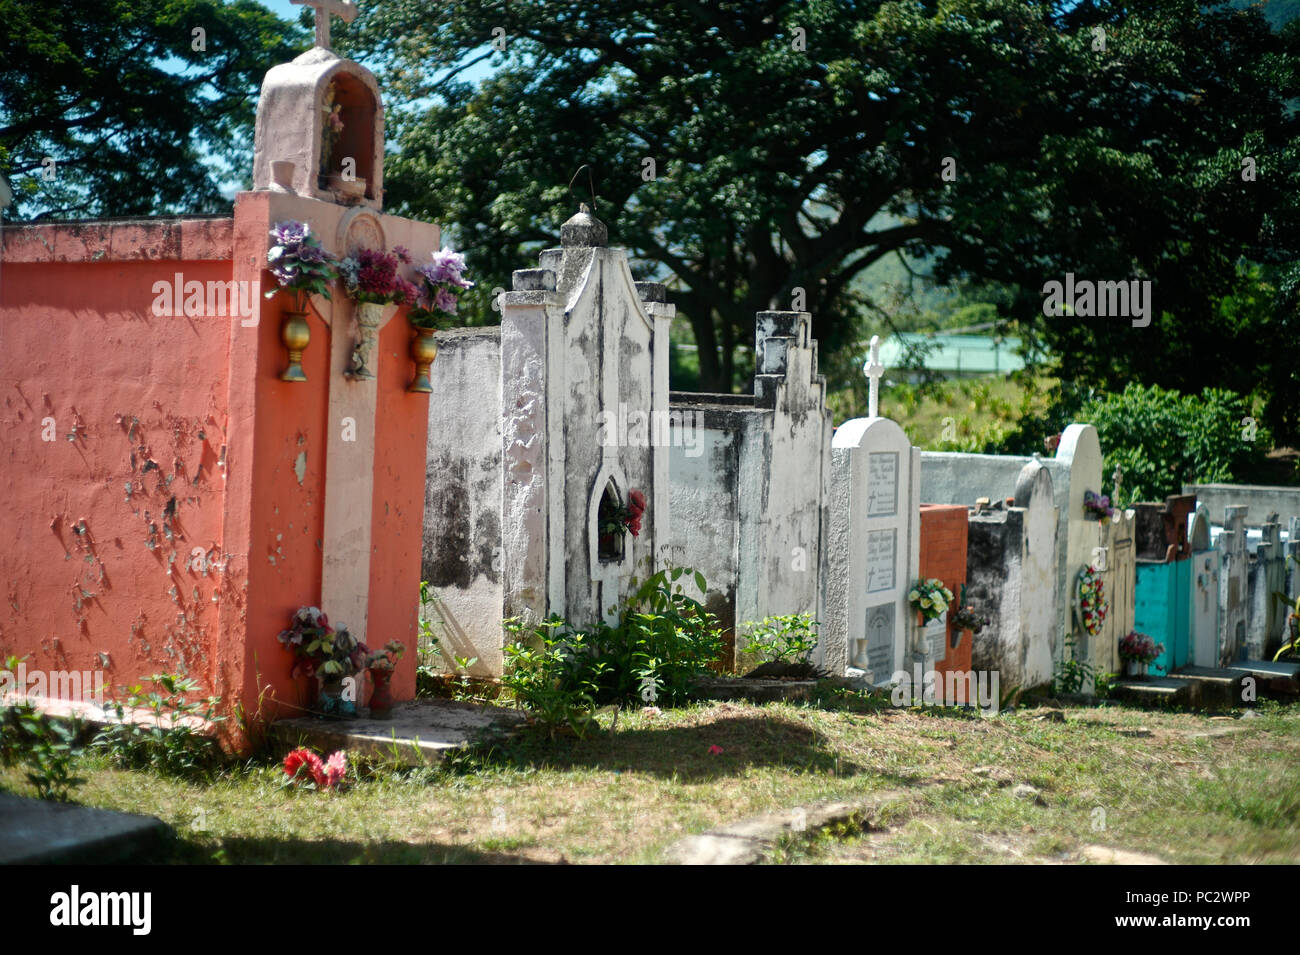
[279,311,311,382]
[408,327,438,393]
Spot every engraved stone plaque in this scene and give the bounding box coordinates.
[866,451,899,517]
[865,528,896,594]
[863,602,895,676]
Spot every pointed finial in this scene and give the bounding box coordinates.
[561,204,607,248]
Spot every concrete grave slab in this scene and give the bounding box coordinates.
[0,793,171,865]
[270,698,526,765]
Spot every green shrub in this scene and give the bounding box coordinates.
[501,566,725,733]
[416,580,446,695]
[1050,638,1096,696]
[0,706,85,800]
[93,674,224,779]
[738,614,819,668]
[0,655,86,800]
[1078,383,1270,506]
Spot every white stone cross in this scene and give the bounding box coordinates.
[292,0,359,51]
[863,335,884,418]
[1112,464,1123,504]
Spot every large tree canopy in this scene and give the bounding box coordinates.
[346,0,1299,431]
[0,0,302,218]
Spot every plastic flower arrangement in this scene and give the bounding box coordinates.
[1077,565,1108,637]
[409,248,475,330]
[1119,630,1164,664]
[265,220,337,310]
[909,578,953,624]
[599,488,646,538]
[283,747,348,790]
[338,245,419,306]
[1083,489,1116,522]
[277,606,369,680]
[949,585,990,634]
[364,640,406,672]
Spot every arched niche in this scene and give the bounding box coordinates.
[319,71,377,200]
[587,461,634,582]
[251,49,385,210]
[596,480,627,564]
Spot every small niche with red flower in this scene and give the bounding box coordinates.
[596,483,646,562]
[1076,564,1109,638]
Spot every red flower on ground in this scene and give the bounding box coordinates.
[708,745,723,755]
[284,748,324,785]
[283,747,349,789]
[322,750,348,789]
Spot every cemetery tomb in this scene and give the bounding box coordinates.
[1132,495,1196,674]
[962,461,1060,690]
[0,7,439,742]
[821,343,920,683]
[918,504,971,702]
[1245,519,1287,659]
[668,310,832,666]
[421,327,504,674]
[423,209,674,675]
[1075,469,1136,678]
[1186,482,1300,530]
[1217,505,1250,664]
[1188,504,1223,668]
[921,423,1105,676]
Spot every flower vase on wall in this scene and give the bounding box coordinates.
[408,327,438,393]
[348,301,384,379]
[280,311,311,382]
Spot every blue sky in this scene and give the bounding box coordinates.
[262,0,307,24]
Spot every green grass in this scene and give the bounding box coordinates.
[3,694,1298,864]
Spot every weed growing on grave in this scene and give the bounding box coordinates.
[0,657,87,801]
[1050,638,1095,697]
[0,707,85,801]
[94,673,224,780]
[738,614,819,669]
[501,565,725,735]
[1092,671,1118,699]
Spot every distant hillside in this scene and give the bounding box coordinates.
[1230,0,1300,28]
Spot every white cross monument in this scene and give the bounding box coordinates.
[864,334,884,418]
[292,0,359,52]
